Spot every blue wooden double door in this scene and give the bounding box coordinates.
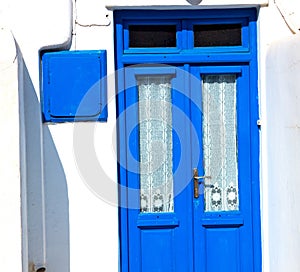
[119,64,260,272]
[116,9,260,272]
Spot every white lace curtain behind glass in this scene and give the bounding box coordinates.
[138,76,174,213]
[202,74,239,211]
[137,74,238,212]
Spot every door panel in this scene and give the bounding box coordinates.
[191,65,254,272]
[141,229,174,271]
[124,66,194,272]
[205,227,240,271]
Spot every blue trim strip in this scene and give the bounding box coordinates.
[199,66,243,74]
[249,15,262,272]
[137,213,179,229]
[201,217,244,227]
[115,8,257,21]
[121,53,253,64]
[132,66,177,75]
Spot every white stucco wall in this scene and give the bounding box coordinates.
[265,32,300,272]
[0,14,22,272]
[274,0,300,33]
[257,3,293,271]
[1,0,300,271]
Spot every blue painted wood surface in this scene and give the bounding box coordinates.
[42,50,107,122]
[115,9,261,272]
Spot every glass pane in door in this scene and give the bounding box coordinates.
[202,74,239,211]
[138,76,174,213]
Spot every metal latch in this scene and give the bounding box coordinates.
[193,168,211,198]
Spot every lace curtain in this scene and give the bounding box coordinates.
[202,74,239,211]
[138,76,174,213]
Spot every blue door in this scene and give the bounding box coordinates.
[115,9,261,272]
[122,65,194,272]
[190,65,258,272]
[118,64,260,272]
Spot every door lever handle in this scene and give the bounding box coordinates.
[193,168,211,198]
[194,175,212,181]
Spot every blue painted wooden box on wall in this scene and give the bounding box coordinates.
[42,50,107,122]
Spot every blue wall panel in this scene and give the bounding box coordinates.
[42,50,107,122]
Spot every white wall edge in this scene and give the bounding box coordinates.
[0,26,22,272]
[10,0,73,271]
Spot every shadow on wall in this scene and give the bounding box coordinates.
[18,46,70,272]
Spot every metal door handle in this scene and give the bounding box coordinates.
[193,168,211,198]
[194,175,212,181]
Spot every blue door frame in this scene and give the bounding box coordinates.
[115,9,261,272]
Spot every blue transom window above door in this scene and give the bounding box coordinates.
[116,9,255,55]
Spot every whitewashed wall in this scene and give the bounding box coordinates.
[0,13,22,272]
[265,32,300,272]
[1,0,300,271]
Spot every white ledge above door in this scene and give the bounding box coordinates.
[106,0,268,10]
